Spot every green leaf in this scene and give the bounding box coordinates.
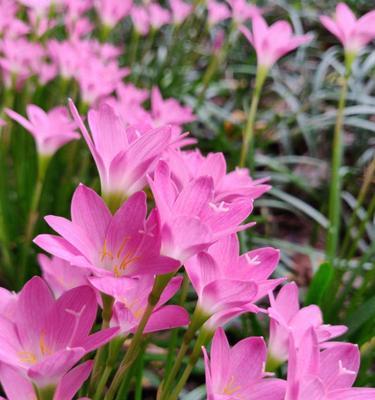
[345,295,375,339]
[305,262,334,307]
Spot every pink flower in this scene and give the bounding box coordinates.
[38,254,91,297]
[240,16,312,69]
[90,275,189,335]
[286,327,375,399]
[185,234,283,329]
[17,0,54,15]
[0,361,93,400]
[170,0,192,25]
[5,105,79,156]
[148,3,171,29]
[68,101,172,200]
[150,87,196,127]
[0,288,17,320]
[207,0,231,26]
[131,6,150,35]
[268,282,347,364]
[34,184,180,279]
[320,3,375,54]
[0,118,6,127]
[227,0,261,25]
[148,161,255,262]
[165,148,270,202]
[0,277,117,391]
[94,0,133,27]
[203,328,286,400]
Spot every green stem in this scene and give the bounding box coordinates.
[239,65,268,169]
[105,273,174,400]
[326,61,352,263]
[93,366,112,400]
[36,385,55,400]
[19,154,50,285]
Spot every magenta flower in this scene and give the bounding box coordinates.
[207,0,231,26]
[69,101,172,201]
[0,277,117,392]
[5,105,79,157]
[170,0,192,25]
[0,361,93,400]
[286,327,375,399]
[203,328,286,400]
[90,275,189,335]
[268,282,347,364]
[320,3,375,55]
[240,16,312,69]
[131,6,150,35]
[95,0,133,27]
[227,0,261,25]
[148,3,171,30]
[38,254,91,298]
[34,184,180,279]
[148,161,255,262]
[185,234,283,329]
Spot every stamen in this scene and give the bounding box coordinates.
[209,201,229,212]
[245,254,261,265]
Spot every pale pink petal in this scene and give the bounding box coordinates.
[0,363,35,400]
[144,305,189,333]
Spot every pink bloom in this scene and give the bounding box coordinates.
[203,328,286,400]
[148,3,171,29]
[131,6,150,35]
[34,184,180,279]
[38,254,91,297]
[286,327,375,400]
[150,87,196,127]
[94,0,133,27]
[17,0,54,15]
[227,0,261,25]
[170,0,192,25]
[268,282,347,364]
[0,288,17,320]
[5,105,79,156]
[240,16,312,68]
[68,101,172,199]
[0,361,93,400]
[90,275,189,335]
[0,277,117,391]
[165,148,270,202]
[185,234,283,329]
[320,3,375,54]
[148,161,255,262]
[207,0,231,26]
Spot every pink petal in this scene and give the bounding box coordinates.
[210,327,230,385]
[82,327,119,352]
[0,363,35,400]
[33,234,81,262]
[144,305,189,333]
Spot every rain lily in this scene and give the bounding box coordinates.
[148,161,255,262]
[286,327,375,399]
[170,0,192,25]
[227,0,261,25]
[68,101,172,203]
[38,254,91,297]
[0,361,93,400]
[240,15,312,69]
[95,0,133,27]
[0,277,117,391]
[207,0,231,26]
[90,275,189,335]
[185,234,283,330]
[0,288,17,319]
[203,327,286,400]
[320,3,375,55]
[131,6,150,35]
[5,105,79,157]
[148,3,171,30]
[267,282,347,365]
[34,184,180,279]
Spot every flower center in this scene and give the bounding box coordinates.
[222,375,241,396]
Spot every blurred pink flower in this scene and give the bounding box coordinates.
[0,0,29,38]
[286,327,375,399]
[0,287,17,320]
[148,3,171,29]
[148,161,255,262]
[186,234,283,329]
[240,16,312,68]
[69,101,172,198]
[94,0,133,27]
[0,361,93,400]
[0,118,6,127]
[38,254,91,297]
[170,0,192,25]
[203,328,286,400]
[320,3,375,54]
[5,105,79,156]
[17,0,54,15]
[0,277,116,391]
[207,0,231,26]
[34,184,180,278]
[227,0,261,25]
[268,282,347,364]
[131,6,150,35]
[91,275,189,335]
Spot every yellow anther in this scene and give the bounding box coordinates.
[18,351,37,364]
[222,376,241,396]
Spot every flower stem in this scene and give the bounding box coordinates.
[239,65,268,169]
[105,273,174,400]
[326,57,352,262]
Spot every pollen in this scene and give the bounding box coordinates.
[18,350,37,364]
[222,376,241,395]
